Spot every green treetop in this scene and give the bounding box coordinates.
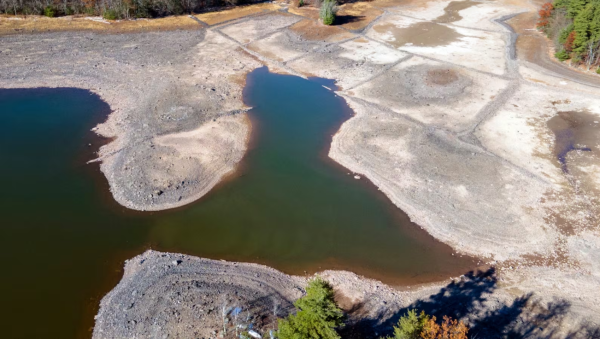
[277,277,344,339]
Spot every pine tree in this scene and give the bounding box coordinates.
[567,0,588,18]
[277,277,344,339]
[573,1,598,54]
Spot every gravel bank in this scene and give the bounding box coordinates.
[94,251,599,339]
[0,27,258,211]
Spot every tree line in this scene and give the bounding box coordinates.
[275,277,468,339]
[537,0,600,72]
[0,0,262,19]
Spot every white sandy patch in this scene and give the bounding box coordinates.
[368,135,414,161]
[400,25,507,75]
[476,84,600,185]
[339,38,406,64]
[367,15,423,46]
[287,38,407,89]
[389,0,451,20]
[366,14,507,75]
[85,16,111,24]
[477,106,561,182]
[220,14,301,44]
[453,185,469,198]
[154,115,247,163]
[578,164,600,186]
[568,232,600,275]
[246,32,309,62]
[452,4,524,31]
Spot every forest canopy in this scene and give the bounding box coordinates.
[537,0,600,71]
[0,0,262,19]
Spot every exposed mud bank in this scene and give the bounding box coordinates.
[95,251,599,339]
[0,26,262,211]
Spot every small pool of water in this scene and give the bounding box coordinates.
[0,68,475,339]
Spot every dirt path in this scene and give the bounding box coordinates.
[506,1,600,87]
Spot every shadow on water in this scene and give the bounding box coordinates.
[0,68,478,338]
[340,267,600,339]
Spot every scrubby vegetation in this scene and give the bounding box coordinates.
[537,0,600,70]
[0,0,263,19]
[275,277,468,339]
[383,309,468,339]
[319,0,338,25]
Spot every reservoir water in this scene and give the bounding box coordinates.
[0,68,475,339]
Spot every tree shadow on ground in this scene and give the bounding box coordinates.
[334,15,365,26]
[339,267,599,339]
[336,0,374,4]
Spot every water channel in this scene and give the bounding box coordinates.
[0,67,475,338]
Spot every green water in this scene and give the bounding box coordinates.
[0,68,474,339]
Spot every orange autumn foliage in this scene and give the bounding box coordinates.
[536,2,554,29]
[420,316,469,339]
[564,31,577,52]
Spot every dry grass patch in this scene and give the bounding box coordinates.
[337,2,383,30]
[194,3,281,25]
[288,5,321,20]
[290,19,355,42]
[369,0,416,9]
[0,15,199,35]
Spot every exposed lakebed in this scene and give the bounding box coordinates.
[0,68,475,338]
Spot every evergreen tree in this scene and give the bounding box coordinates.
[573,1,600,53]
[567,0,588,18]
[277,277,344,339]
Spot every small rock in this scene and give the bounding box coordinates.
[248,330,261,339]
[354,175,361,179]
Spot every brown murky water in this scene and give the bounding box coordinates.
[373,0,478,48]
[373,21,464,48]
[434,0,479,24]
[547,110,599,173]
[545,110,600,237]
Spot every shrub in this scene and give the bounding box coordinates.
[383,311,468,339]
[536,2,554,29]
[564,30,577,52]
[597,67,600,74]
[43,6,56,17]
[102,9,119,20]
[319,0,338,25]
[298,0,305,7]
[384,309,430,339]
[555,49,571,60]
[421,316,468,339]
[277,277,344,339]
[558,24,574,44]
